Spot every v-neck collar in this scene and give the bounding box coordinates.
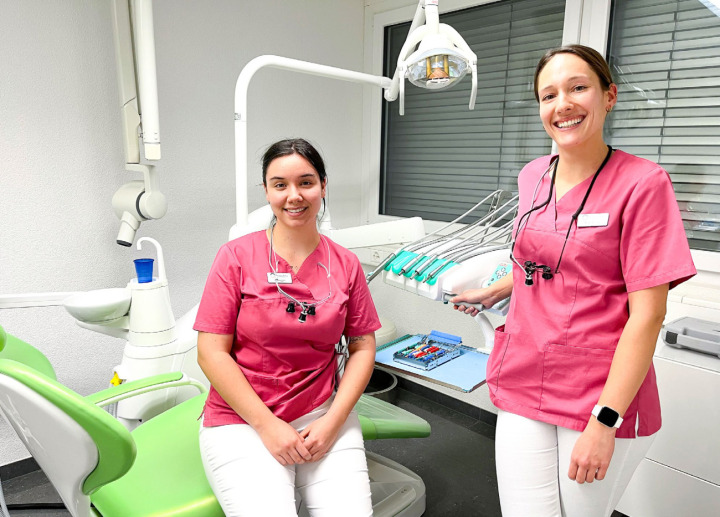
[267,236,323,277]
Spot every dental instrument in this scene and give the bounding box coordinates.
[269,221,334,323]
[365,190,516,283]
[372,190,518,349]
[393,330,463,371]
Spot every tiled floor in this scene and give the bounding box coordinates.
[1,379,628,517]
[1,468,69,516]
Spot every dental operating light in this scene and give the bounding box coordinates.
[384,0,478,115]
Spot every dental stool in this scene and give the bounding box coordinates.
[0,326,430,517]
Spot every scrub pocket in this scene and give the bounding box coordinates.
[486,327,509,395]
[243,371,280,403]
[540,344,615,420]
[488,327,543,409]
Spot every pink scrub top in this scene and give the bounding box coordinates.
[488,150,696,438]
[194,231,381,427]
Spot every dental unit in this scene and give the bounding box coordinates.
[1,1,483,516]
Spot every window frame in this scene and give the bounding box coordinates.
[362,0,720,270]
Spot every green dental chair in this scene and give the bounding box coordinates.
[0,326,430,516]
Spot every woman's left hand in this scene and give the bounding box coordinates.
[568,419,616,483]
[300,413,344,462]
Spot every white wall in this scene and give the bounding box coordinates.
[0,0,367,467]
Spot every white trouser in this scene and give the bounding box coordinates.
[199,401,372,517]
[495,409,655,517]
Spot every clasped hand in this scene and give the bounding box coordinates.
[259,414,342,466]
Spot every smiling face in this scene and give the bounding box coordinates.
[264,153,326,230]
[536,53,617,153]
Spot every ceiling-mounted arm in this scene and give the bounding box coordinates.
[111,0,161,163]
[111,0,141,164]
[132,0,161,160]
[110,0,166,246]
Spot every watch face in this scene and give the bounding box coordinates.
[597,406,619,427]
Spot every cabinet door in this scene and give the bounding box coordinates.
[618,459,720,517]
[650,357,720,485]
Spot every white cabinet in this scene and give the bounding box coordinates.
[617,291,720,516]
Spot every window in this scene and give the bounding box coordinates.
[379,0,720,251]
[380,0,565,222]
[606,0,720,251]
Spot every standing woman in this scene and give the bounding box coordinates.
[452,45,696,516]
[195,138,379,516]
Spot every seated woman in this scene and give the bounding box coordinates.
[195,138,380,517]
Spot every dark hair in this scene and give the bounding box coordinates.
[533,44,614,102]
[261,138,327,186]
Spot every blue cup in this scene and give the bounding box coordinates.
[134,258,154,283]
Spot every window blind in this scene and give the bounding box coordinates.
[380,0,565,222]
[606,0,720,251]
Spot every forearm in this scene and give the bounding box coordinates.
[596,285,668,418]
[326,334,376,423]
[487,271,513,303]
[451,270,514,311]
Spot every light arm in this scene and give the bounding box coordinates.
[233,55,392,231]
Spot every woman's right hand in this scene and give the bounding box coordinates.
[256,416,313,466]
[451,272,514,316]
[450,288,494,317]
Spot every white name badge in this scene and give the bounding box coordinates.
[267,272,292,284]
[577,213,609,228]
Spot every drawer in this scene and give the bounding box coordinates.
[650,357,720,485]
[617,458,720,517]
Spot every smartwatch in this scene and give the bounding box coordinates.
[592,405,623,428]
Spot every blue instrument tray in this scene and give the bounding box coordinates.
[376,334,489,392]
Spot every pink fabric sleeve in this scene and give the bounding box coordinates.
[343,256,381,337]
[194,245,243,335]
[620,167,696,292]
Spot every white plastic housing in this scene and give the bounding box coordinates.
[63,288,132,323]
[382,248,509,301]
[0,376,97,517]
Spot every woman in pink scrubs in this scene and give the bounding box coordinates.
[195,138,380,516]
[452,45,696,516]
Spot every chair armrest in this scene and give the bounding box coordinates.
[86,372,207,408]
[355,394,431,440]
